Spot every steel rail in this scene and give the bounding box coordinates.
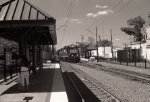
[79,62,150,83]
[61,63,85,102]
[66,62,121,102]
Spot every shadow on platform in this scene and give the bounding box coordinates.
[2,68,65,95]
[62,72,100,102]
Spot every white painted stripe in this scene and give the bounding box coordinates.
[50,92,68,102]
[55,63,60,69]
[50,63,68,102]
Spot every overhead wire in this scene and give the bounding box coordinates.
[75,0,125,43]
[59,0,76,48]
[89,0,124,29]
[60,0,74,45]
[96,0,134,28]
[82,0,134,45]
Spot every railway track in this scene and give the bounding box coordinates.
[61,62,121,102]
[77,62,150,84]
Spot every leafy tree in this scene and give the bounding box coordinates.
[98,39,112,47]
[0,37,18,53]
[121,16,145,42]
[76,42,88,57]
[85,36,95,45]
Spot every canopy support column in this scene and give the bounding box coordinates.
[19,32,24,58]
[39,45,42,70]
[32,41,36,75]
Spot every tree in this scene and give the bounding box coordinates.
[85,36,95,45]
[121,16,145,42]
[98,39,112,47]
[0,37,18,53]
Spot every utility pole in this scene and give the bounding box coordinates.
[99,35,101,41]
[140,40,142,62]
[81,35,83,44]
[110,29,113,58]
[86,28,98,62]
[96,27,98,62]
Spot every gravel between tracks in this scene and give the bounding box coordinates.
[72,63,150,102]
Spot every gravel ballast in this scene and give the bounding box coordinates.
[72,64,150,102]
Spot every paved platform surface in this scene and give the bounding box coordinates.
[0,63,68,102]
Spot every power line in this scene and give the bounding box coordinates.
[61,0,74,42]
[60,0,76,47]
[96,0,134,27]
[82,0,126,40]
[89,0,124,29]
[65,0,75,30]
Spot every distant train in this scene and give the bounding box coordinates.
[58,44,80,63]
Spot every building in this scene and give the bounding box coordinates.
[131,41,147,59]
[84,44,97,59]
[91,46,111,58]
[112,46,124,58]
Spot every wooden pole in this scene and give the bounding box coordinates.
[110,29,113,58]
[96,27,98,62]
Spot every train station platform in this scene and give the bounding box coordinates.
[0,62,68,102]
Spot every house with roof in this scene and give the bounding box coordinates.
[91,46,123,59]
[84,44,97,59]
[126,26,150,61]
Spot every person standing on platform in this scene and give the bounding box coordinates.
[19,55,30,91]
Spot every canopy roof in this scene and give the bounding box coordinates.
[0,0,57,45]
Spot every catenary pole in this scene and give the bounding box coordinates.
[96,27,98,62]
[111,29,113,58]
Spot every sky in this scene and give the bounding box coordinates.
[1,0,150,50]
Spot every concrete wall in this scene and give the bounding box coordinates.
[91,50,97,56]
[131,42,147,59]
[147,48,150,60]
[99,47,111,58]
[91,46,112,58]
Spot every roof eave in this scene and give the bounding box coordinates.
[0,19,56,27]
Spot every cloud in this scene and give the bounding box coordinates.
[63,18,82,23]
[77,22,82,24]
[63,18,82,24]
[96,5,101,8]
[98,11,108,15]
[86,9,113,17]
[108,9,113,13]
[87,13,93,17]
[70,19,80,22]
[102,5,108,8]
[95,5,108,9]
[115,38,120,40]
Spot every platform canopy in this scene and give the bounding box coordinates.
[0,0,57,45]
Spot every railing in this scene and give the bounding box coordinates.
[0,63,18,82]
[98,57,150,69]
